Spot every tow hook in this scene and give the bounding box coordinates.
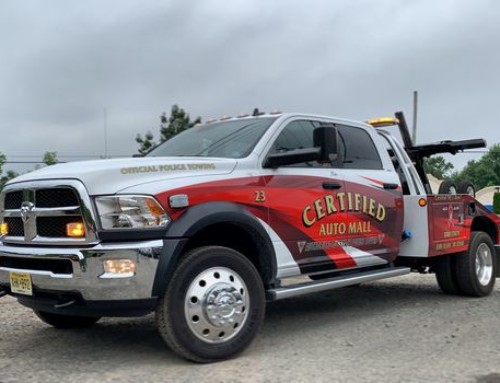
[54,299,76,309]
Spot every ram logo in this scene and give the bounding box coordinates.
[20,202,34,224]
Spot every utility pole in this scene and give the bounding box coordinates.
[103,108,108,158]
[412,91,418,145]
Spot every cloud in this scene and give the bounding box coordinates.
[1,0,499,173]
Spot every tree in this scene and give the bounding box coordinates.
[423,155,454,179]
[136,104,201,155]
[160,104,201,142]
[493,192,500,214]
[135,131,156,156]
[0,152,19,192]
[452,144,500,190]
[43,151,58,166]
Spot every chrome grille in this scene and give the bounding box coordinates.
[4,217,24,236]
[36,188,79,208]
[4,191,23,209]
[37,216,81,237]
[0,180,98,245]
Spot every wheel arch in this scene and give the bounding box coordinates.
[470,216,498,244]
[152,202,277,297]
[469,219,500,278]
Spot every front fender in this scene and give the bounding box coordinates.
[152,202,276,296]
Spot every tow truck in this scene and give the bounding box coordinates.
[0,111,499,362]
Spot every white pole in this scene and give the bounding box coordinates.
[104,108,108,158]
[412,91,418,145]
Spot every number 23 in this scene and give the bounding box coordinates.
[254,191,266,202]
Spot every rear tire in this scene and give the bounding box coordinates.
[156,246,265,363]
[434,255,461,295]
[455,232,496,297]
[457,181,476,197]
[34,310,100,329]
[438,180,457,195]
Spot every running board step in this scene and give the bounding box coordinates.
[267,267,411,301]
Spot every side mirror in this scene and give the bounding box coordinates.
[264,147,320,168]
[313,125,338,162]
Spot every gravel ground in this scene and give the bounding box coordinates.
[1,274,500,383]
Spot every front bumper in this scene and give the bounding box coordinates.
[0,240,163,303]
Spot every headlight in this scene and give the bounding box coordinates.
[95,195,170,230]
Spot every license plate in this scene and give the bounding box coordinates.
[10,271,33,296]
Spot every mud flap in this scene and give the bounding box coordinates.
[496,246,500,278]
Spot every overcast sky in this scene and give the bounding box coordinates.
[1,0,499,174]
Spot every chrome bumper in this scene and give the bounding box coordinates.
[0,240,162,301]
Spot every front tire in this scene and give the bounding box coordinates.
[156,246,265,363]
[455,232,496,297]
[34,310,100,329]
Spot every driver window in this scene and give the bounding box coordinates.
[269,120,324,167]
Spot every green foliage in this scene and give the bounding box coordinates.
[0,152,19,192]
[135,131,156,156]
[452,144,500,190]
[160,104,201,142]
[43,151,58,166]
[136,104,201,155]
[423,156,454,179]
[0,152,5,174]
[493,192,500,214]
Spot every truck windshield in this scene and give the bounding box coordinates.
[146,117,277,158]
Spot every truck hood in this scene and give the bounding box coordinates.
[8,157,238,195]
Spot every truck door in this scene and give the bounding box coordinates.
[336,124,404,264]
[262,118,354,275]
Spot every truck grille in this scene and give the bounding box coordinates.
[4,191,23,210]
[0,181,98,245]
[37,216,82,237]
[4,217,24,236]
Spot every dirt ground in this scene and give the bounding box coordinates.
[1,273,500,383]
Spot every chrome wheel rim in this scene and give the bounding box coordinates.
[475,243,493,286]
[185,267,249,344]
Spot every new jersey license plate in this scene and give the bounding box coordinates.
[10,271,33,296]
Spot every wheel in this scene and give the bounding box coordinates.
[438,180,457,195]
[34,310,100,329]
[434,255,461,295]
[455,232,496,297]
[457,181,476,197]
[156,246,265,363]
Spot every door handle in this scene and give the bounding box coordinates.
[383,183,399,190]
[322,182,342,190]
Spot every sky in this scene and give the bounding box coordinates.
[1,0,499,175]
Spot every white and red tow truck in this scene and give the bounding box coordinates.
[0,110,499,362]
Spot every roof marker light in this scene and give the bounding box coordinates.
[366,117,400,128]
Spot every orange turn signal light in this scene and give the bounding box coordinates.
[0,222,8,235]
[418,198,427,207]
[66,222,85,238]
